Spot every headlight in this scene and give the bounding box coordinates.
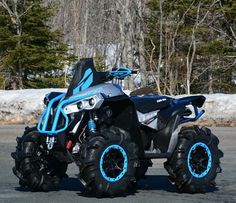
[89,98,95,106]
[77,101,83,109]
[78,98,96,110]
[64,94,104,114]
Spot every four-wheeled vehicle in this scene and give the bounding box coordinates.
[12,58,223,197]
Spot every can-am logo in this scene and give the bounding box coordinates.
[156,98,167,103]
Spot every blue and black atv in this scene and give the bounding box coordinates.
[12,58,223,196]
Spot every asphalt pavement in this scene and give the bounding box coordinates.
[0,125,235,203]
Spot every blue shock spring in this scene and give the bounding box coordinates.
[88,119,96,133]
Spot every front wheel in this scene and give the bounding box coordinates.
[11,127,68,191]
[77,126,139,197]
[164,126,223,193]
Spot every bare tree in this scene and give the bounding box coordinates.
[0,0,34,89]
[186,0,220,94]
[49,0,146,90]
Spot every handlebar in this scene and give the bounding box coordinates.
[108,67,138,80]
[131,70,138,74]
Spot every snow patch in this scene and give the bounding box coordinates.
[0,89,235,126]
[0,89,65,124]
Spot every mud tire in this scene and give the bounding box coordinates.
[77,126,139,197]
[11,127,68,191]
[164,126,223,193]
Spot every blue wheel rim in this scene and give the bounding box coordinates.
[99,144,128,182]
[187,142,212,178]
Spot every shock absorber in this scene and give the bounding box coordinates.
[88,111,96,133]
[88,119,96,133]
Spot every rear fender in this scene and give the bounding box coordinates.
[154,95,206,153]
[155,109,184,152]
[173,95,206,124]
[173,95,205,108]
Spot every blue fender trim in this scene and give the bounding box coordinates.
[187,142,212,178]
[99,144,128,182]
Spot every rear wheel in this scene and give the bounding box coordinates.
[77,126,139,197]
[11,127,68,191]
[164,126,223,193]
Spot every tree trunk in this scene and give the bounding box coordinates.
[208,57,214,94]
[14,0,23,89]
[137,0,147,88]
[186,29,196,95]
[81,0,88,57]
[157,0,163,94]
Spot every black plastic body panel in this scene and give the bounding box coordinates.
[101,95,144,156]
[140,99,190,153]
[154,114,181,152]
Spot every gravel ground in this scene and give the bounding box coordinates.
[0,125,235,203]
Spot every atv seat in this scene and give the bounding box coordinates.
[130,95,172,114]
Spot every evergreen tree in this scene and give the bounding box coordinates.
[0,0,74,89]
[145,0,236,94]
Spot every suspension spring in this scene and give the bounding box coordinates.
[88,119,96,133]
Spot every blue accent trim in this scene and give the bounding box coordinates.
[109,67,132,79]
[37,92,94,135]
[187,142,212,178]
[100,144,128,182]
[73,68,93,95]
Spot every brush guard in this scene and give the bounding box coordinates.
[37,93,94,135]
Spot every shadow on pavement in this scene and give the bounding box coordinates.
[60,175,177,197]
[15,175,218,197]
[60,177,85,192]
[137,175,176,192]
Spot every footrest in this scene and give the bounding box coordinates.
[144,152,171,159]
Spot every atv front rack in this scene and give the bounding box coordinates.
[37,93,68,135]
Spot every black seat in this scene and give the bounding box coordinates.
[130,95,172,114]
